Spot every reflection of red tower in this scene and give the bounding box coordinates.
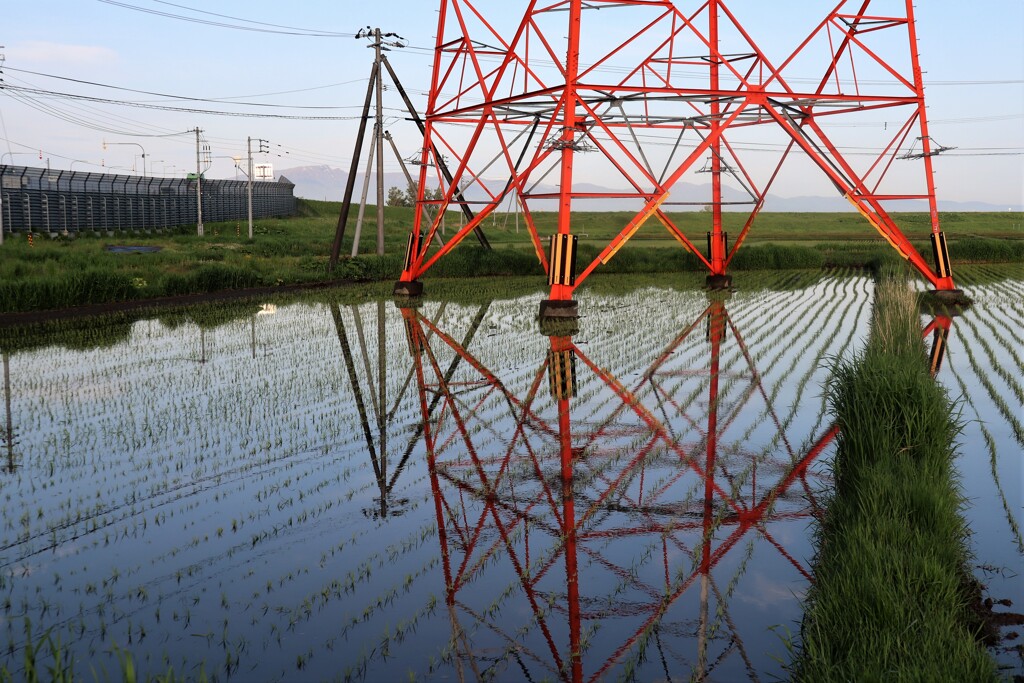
[395,0,959,310]
[400,296,954,679]
[401,299,839,680]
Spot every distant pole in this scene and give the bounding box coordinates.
[0,167,5,246]
[103,140,146,177]
[373,28,386,256]
[247,136,254,240]
[195,127,204,236]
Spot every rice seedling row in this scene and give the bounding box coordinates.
[0,269,1018,680]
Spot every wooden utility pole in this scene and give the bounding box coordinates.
[328,28,491,273]
[373,28,386,256]
[328,60,378,272]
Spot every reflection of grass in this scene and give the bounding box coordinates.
[794,275,998,681]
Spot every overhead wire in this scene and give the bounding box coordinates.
[2,67,365,109]
[2,85,375,120]
[6,3,1019,181]
[94,0,355,38]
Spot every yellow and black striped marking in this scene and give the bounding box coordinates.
[548,234,578,286]
[930,231,953,279]
[929,327,948,375]
[547,348,577,400]
[705,231,730,260]
[404,232,421,272]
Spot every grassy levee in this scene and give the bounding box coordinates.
[793,276,997,681]
[0,201,1020,314]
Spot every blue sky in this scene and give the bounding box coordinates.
[1,0,1021,207]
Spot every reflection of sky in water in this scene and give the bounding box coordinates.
[0,272,1017,680]
[932,278,1024,666]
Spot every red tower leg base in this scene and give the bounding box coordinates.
[705,274,733,291]
[539,299,579,320]
[539,317,580,338]
[921,288,972,312]
[393,280,424,297]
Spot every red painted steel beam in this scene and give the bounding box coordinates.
[394,0,956,296]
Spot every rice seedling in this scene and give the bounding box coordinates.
[0,270,1016,680]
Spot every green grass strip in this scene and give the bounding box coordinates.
[792,276,998,682]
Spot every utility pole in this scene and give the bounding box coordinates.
[332,28,447,271]
[195,127,204,236]
[247,136,269,240]
[103,139,147,177]
[373,28,386,256]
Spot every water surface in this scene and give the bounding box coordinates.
[0,270,1018,680]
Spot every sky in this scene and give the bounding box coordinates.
[1,0,1021,208]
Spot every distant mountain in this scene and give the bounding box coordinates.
[277,165,1023,213]
[274,165,412,203]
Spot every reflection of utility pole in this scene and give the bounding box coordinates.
[331,302,386,516]
[377,300,388,502]
[4,351,14,472]
[186,327,209,366]
[347,301,391,518]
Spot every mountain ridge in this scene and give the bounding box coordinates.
[275,164,1023,213]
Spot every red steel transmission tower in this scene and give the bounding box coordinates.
[393,0,958,316]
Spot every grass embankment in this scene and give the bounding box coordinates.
[793,276,997,681]
[0,199,1021,314]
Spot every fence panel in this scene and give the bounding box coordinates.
[0,165,296,235]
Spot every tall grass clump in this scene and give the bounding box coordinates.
[793,274,998,682]
[952,237,1024,263]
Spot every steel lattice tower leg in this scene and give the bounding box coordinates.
[394,0,960,313]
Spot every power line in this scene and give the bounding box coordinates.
[1,85,373,120]
[95,0,354,37]
[3,75,200,137]
[2,67,361,110]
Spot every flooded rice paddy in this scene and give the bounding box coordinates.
[0,267,1020,681]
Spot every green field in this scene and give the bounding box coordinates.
[0,200,1021,314]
